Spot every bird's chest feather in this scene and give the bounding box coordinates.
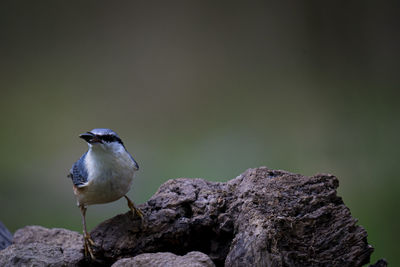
[84,150,135,196]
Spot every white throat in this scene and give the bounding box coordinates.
[88,142,125,154]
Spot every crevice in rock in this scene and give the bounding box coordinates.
[181,202,193,218]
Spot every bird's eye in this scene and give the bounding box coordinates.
[99,134,122,144]
[100,135,113,142]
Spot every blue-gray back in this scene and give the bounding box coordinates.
[0,221,12,250]
[68,152,89,187]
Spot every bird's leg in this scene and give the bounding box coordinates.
[80,205,96,259]
[124,195,143,219]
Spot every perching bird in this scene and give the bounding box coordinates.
[68,128,142,259]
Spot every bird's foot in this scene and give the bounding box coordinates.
[125,196,144,219]
[83,234,96,260]
[129,203,144,219]
[85,233,96,246]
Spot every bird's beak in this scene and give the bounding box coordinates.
[79,132,94,143]
[79,132,101,144]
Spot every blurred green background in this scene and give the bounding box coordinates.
[0,1,398,265]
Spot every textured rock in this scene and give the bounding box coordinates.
[0,226,85,266]
[0,221,12,250]
[89,167,377,266]
[369,259,388,267]
[0,167,386,266]
[112,251,215,267]
[0,243,63,267]
[224,170,370,267]
[14,225,83,250]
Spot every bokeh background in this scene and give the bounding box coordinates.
[1,1,398,265]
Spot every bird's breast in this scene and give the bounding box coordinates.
[77,150,137,205]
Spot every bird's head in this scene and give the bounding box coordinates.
[79,128,125,152]
[79,128,139,170]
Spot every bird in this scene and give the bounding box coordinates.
[68,128,143,259]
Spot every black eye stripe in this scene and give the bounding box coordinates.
[97,134,122,144]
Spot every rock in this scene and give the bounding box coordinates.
[14,225,83,250]
[112,251,215,267]
[0,221,12,250]
[0,243,63,267]
[224,170,371,267]
[0,226,85,266]
[0,167,385,266]
[89,167,377,266]
[369,259,388,267]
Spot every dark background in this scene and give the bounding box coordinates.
[1,1,398,265]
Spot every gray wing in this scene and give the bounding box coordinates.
[68,152,89,187]
[0,221,12,250]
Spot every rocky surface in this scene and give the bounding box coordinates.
[112,251,215,267]
[0,226,84,266]
[0,167,387,266]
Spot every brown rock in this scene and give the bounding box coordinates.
[0,226,85,266]
[112,251,215,267]
[14,225,83,250]
[89,167,376,266]
[369,259,388,267]
[0,243,63,267]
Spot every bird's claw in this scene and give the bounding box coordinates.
[126,196,144,219]
[129,204,144,219]
[86,234,96,246]
[83,234,96,260]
